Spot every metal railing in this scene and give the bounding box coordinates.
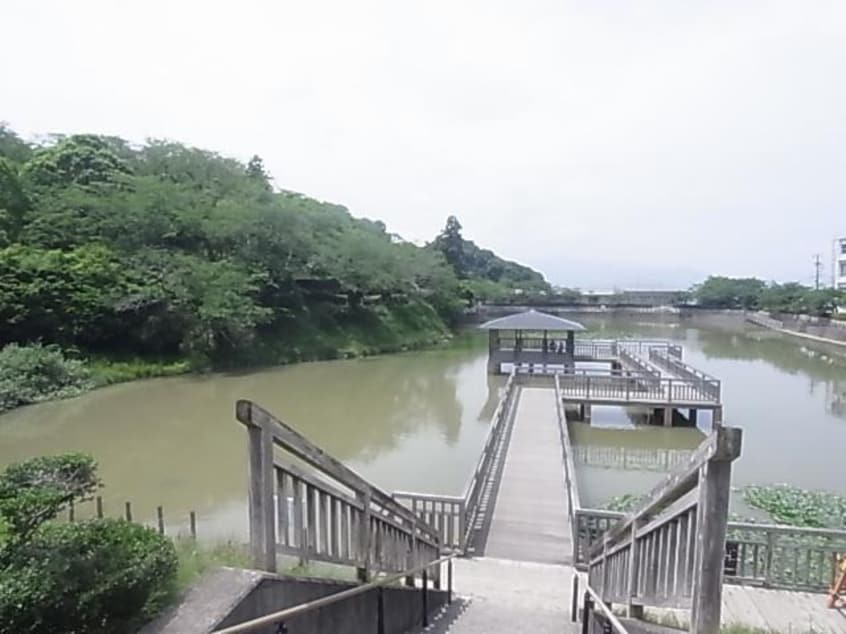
[237,401,440,578]
[393,369,519,552]
[213,553,457,634]
[587,426,743,634]
[558,374,720,404]
[572,577,631,634]
[649,350,721,401]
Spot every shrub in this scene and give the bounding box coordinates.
[0,519,178,634]
[0,454,178,633]
[0,343,92,413]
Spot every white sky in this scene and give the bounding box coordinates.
[2,1,845,288]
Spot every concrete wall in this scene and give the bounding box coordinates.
[770,312,846,344]
[144,567,449,634]
[218,575,448,634]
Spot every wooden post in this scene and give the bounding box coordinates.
[246,415,277,572]
[189,511,197,539]
[690,428,742,634]
[125,501,132,522]
[356,492,372,582]
[157,506,165,535]
[96,496,103,519]
[626,523,644,618]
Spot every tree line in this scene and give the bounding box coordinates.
[0,125,549,372]
[690,276,844,316]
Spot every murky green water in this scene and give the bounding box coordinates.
[1,318,845,535]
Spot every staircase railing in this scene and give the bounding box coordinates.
[572,576,632,634]
[649,349,721,401]
[586,425,742,634]
[236,400,440,580]
[213,552,457,634]
[393,368,519,552]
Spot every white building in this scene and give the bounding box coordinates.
[835,237,846,290]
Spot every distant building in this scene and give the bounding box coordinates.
[835,237,846,290]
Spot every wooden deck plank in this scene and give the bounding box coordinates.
[483,387,572,565]
[721,585,846,633]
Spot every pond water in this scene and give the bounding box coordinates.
[1,317,845,537]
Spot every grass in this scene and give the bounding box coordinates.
[87,356,191,386]
[173,539,252,593]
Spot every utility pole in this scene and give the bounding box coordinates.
[813,253,822,290]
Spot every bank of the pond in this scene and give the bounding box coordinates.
[0,303,454,415]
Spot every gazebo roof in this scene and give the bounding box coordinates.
[478,309,586,332]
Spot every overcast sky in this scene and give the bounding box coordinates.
[2,1,844,289]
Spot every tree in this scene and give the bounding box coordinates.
[20,134,130,192]
[0,123,32,163]
[433,215,467,278]
[246,154,272,191]
[692,276,766,309]
[0,158,29,243]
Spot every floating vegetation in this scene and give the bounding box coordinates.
[742,484,846,529]
[603,493,646,513]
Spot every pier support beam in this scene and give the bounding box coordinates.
[663,407,673,427]
[578,403,592,422]
[713,407,723,427]
[689,409,698,425]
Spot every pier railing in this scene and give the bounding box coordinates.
[236,400,440,578]
[587,426,743,633]
[649,350,721,401]
[393,369,519,552]
[618,348,662,385]
[553,374,626,565]
[558,373,721,405]
[724,522,846,592]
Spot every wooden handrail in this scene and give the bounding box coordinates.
[393,368,519,551]
[236,400,436,542]
[594,427,741,554]
[213,553,458,634]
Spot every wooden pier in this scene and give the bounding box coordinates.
[233,309,846,634]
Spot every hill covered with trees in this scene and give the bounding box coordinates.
[430,215,550,302]
[0,125,551,410]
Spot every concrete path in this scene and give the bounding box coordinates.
[483,387,572,565]
[436,558,578,633]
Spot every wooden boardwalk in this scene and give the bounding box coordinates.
[640,585,846,634]
[483,387,572,565]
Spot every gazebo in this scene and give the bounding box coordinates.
[479,309,586,374]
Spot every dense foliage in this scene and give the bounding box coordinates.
[431,215,550,302]
[0,344,92,413]
[691,276,844,316]
[0,126,552,380]
[0,454,177,633]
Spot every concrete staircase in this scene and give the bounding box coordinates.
[421,558,579,634]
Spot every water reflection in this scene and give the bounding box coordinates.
[0,335,492,536]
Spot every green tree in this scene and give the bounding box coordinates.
[0,123,32,163]
[246,154,272,191]
[20,135,130,192]
[0,158,29,243]
[433,215,467,278]
[692,276,766,309]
